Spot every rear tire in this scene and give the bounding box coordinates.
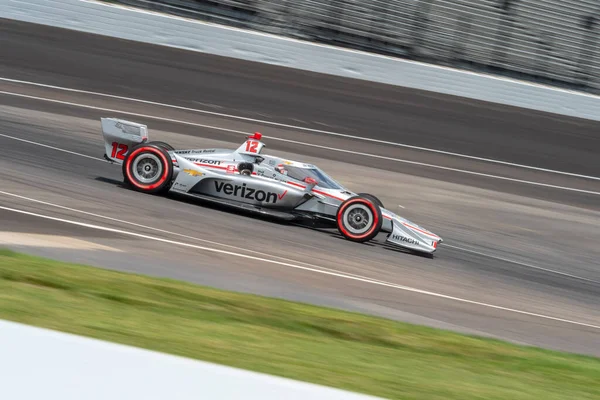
[146,141,175,151]
[336,196,383,243]
[122,144,173,194]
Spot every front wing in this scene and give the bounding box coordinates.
[381,209,442,254]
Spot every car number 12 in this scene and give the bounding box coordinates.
[245,140,259,153]
[111,142,129,160]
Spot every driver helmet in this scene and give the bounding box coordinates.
[275,164,288,175]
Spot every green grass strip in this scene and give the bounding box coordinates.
[1,248,599,399]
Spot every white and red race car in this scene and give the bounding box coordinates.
[101,117,442,254]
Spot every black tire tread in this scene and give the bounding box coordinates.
[146,141,175,151]
[357,193,384,208]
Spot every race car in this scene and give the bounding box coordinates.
[100,117,443,254]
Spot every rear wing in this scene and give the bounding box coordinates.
[235,132,265,156]
[101,118,148,164]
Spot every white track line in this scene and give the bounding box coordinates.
[3,123,596,288]
[0,190,393,284]
[1,204,599,330]
[1,90,599,196]
[444,244,600,284]
[2,188,594,285]
[0,133,106,162]
[2,76,599,182]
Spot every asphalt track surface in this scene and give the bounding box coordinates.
[1,19,600,356]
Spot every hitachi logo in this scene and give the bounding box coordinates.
[392,235,420,245]
[214,181,287,203]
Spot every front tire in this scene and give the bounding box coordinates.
[122,144,173,194]
[336,196,383,243]
[358,193,384,208]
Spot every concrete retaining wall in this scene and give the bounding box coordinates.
[2,0,599,121]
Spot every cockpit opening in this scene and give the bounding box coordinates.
[279,165,343,189]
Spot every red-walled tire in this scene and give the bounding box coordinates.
[358,193,384,208]
[122,144,173,194]
[336,196,383,243]
[146,141,175,151]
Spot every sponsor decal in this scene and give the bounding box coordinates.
[190,158,222,165]
[175,149,216,155]
[283,161,293,165]
[183,169,204,177]
[268,159,276,166]
[173,182,188,189]
[226,165,236,174]
[392,235,420,245]
[214,181,287,203]
[257,169,277,178]
[115,122,141,135]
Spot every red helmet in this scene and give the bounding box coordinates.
[275,164,288,175]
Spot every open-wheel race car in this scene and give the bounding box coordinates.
[100,118,443,254]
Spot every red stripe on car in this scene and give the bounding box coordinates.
[286,181,305,188]
[402,222,440,239]
[312,189,345,202]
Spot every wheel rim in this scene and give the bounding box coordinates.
[132,153,163,184]
[343,204,373,235]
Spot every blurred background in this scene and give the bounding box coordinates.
[107,0,600,93]
[2,0,600,398]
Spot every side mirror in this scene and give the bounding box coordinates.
[303,177,318,190]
